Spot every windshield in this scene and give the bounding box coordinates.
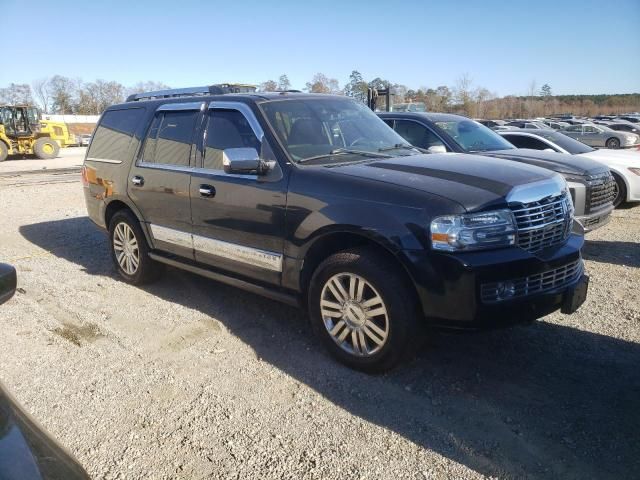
[537,131,595,154]
[433,119,515,152]
[261,98,415,164]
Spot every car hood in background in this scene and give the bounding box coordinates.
[0,383,89,479]
[327,152,559,212]
[579,148,640,166]
[485,148,608,176]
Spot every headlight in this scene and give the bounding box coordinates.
[629,167,640,176]
[430,209,517,251]
[625,135,638,144]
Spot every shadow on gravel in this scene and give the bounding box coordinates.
[583,240,640,268]
[20,217,640,479]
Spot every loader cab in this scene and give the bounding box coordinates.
[0,105,40,137]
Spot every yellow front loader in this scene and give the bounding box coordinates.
[0,105,61,161]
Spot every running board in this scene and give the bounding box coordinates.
[148,252,299,307]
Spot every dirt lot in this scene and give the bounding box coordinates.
[0,172,639,479]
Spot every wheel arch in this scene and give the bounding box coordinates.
[297,229,422,315]
[104,198,154,247]
[608,168,630,202]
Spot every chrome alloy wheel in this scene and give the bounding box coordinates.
[320,273,389,356]
[113,223,140,275]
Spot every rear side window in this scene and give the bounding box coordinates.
[394,120,445,150]
[88,108,145,160]
[141,110,198,167]
[203,109,261,171]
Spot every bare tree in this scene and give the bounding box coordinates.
[0,83,34,105]
[76,80,125,114]
[32,78,51,112]
[48,76,77,114]
[127,81,170,98]
[277,74,291,91]
[453,74,474,116]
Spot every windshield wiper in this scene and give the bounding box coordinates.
[297,148,392,164]
[378,144,428,154]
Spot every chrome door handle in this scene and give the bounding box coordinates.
[199,184,215,197]
[131,175,144,186]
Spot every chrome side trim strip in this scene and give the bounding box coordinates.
[193,233,282,272]
[86,157,122,164]
[148,224,282,272]
[149,224,193,249]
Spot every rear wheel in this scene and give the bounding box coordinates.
[308,247,421,372]
[612,173,627,208]
[33,137,60,159]
[0,142,7,162]
[108,210,162,285]
[605,137,620,149]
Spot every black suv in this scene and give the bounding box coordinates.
[379,112,615,233]
[83,86,588,371]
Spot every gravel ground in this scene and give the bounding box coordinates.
[0,175,639,479]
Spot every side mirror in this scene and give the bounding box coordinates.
[223,148,267,175]
[428,145,447,154]
[0,264,17,306]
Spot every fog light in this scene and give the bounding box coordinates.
[496,281,515,300]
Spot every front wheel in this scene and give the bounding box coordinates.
[33,137,60,159]
[612,173,627,208]
[308,247,420,372]
[0,142,8,162]
[109,210,162,284]
[605,137,620,149]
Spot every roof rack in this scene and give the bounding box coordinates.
[126,83,257,102]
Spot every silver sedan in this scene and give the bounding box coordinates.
[561,123,639,149]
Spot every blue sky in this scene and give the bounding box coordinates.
[3,0,639,95]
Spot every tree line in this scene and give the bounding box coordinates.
[2,72,638,119]
[0,77,169,115]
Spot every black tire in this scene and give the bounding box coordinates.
[308,247,421,373]
[612,173,627,208]
[605,137,620,149]
[0,142,8,162]
[33,137,60,159]
[108,210,162,285]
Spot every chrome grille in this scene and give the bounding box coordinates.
[511,192,572,254]
[481,259,583,303]
[588,173,616,211]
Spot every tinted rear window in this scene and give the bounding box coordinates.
[88,108,145,160]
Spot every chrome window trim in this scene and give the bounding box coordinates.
[85,157,122,164]
[157,102,205,112]
[137,162,194,173]
[191,167,258,180]
[148,223,282,272]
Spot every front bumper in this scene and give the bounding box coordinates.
[402,234,585,328]
[574,204,613,233]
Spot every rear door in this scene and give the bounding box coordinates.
[189,101,287,286]
[128,102,204,260]
[581,125,601,147]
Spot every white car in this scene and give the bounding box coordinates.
[499,129,640,207]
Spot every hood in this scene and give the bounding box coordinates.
[326,153,559,212]
[485,148,608,177]
[579,148,640,167]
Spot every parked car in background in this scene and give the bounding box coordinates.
[561,123,640,149]
[505,120,551,130]
[0,264,89,480]
[83,87,590,371]
[499,129,640,207]
[80,134,92,147]
[607,122,640,136]
[379,112,615,232]
[543,120,571,130]
[391,103,426,112]
[616,115,640,124]
[476,119,506,128]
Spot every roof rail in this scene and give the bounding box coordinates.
[126,83,257,102]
